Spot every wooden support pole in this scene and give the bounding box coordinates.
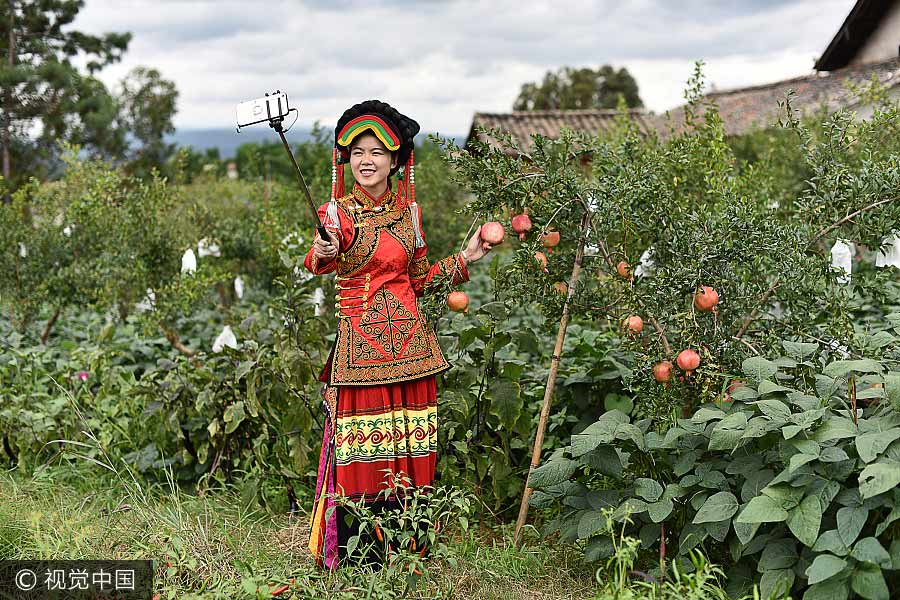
[513,210,590,547]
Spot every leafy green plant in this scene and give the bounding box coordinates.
[333,469,473,596]
[530,337,900,599]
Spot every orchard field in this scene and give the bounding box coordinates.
[3,70,900,599]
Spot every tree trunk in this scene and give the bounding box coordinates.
[2,0,14,203]
[40,306,61,344]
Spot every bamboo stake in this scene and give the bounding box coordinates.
[514,210,590,547]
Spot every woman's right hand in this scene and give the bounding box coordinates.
[313,228,340,262]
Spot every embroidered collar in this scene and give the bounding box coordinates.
[352,183,397,211]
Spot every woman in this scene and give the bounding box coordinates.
[305,100,492,569]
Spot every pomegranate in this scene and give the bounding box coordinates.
[511,209,532,241]
[693,286,719,312]
[540,230,560,251]
[553,281,568,295]
[616,261,632,280]
[447,291,469,313]
[653,360,673,383]
[534,252,549,273]
[676,349,701,374]
[481,221,505,246]
[624,315,643,334]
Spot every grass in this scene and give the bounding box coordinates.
[0,464,599,599]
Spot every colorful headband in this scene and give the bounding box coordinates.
[336,115,401,151]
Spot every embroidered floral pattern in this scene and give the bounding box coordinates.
[334,406,437,466]
[359,288,416,358]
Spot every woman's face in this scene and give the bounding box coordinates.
[349,132,397,192]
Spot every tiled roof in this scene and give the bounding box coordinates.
[466,58,900,152]
[465,109,663,153]
[661,57,900,137]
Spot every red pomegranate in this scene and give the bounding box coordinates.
[447,291,469,313]
[540,230,560,251]
[616,261,632,280]
[676,349,701,374]
[481,221,506,246]
[511,209,532,241]
[553,281,568,295]
[694,286,719,312]
[653,360,673,383]
[534,252,549,273]
[624,315,643,334]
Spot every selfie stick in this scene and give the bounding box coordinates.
[267,118,331,241]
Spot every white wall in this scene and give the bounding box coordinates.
[852,2,900,65]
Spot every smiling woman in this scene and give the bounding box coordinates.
[303,99,495,570]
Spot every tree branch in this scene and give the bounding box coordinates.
[647,315,672,357]
[810,196,898,247]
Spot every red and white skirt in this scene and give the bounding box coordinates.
[307,376,437,569]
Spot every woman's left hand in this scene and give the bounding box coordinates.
[462,225,493,264]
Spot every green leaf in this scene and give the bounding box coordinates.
[693,491,739,524]
[803,579,849,600]
[859,461,900,499]
[234,359,256,381]
[851,538,892,568]
[760,569,795,600]
[692,407,726,423]
[782,340,820,360]
[584,536,614,562]
[709,412,749,451]
[816,374,841,401]
[577,510,607,540]
[743,357,778,382]
[856,429,900,463]
[783,425,803,439]
[346,534,359,558]
[734,520,760,545]
[787,495,822,547]
[759,380,793,395]
[813,530,849,556]
[488,379,523,430]
[580,444,623,479]
[528,458,577,488]
[634,478,663,502]
[603,393,633,414]
[758,539,798,570]
[736,495,789,524]
[223,401,246,434]
[757,399,791,422]
[570,420,616,457]
[806,554,848,585]
[647,498,674,523]
[837,506,868,546]
[789,453,818,473]
[813,416,858,442]
[823,359,882,378]
[875,503,900,537]
[850,563,889,600]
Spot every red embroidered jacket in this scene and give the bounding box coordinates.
[304,183,469,386]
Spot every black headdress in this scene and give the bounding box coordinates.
[328,99,424,247]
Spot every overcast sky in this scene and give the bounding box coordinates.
[73,0,857,134]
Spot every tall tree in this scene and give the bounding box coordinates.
[118,66,178,177]
[513,65,643,111]
[0,0,130,199]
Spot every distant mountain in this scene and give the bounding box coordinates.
[169,127,465,160]
[167,127,313,160]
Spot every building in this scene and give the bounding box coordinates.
[466,0,900,151]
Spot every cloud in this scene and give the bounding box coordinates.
[72,0,857,134]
